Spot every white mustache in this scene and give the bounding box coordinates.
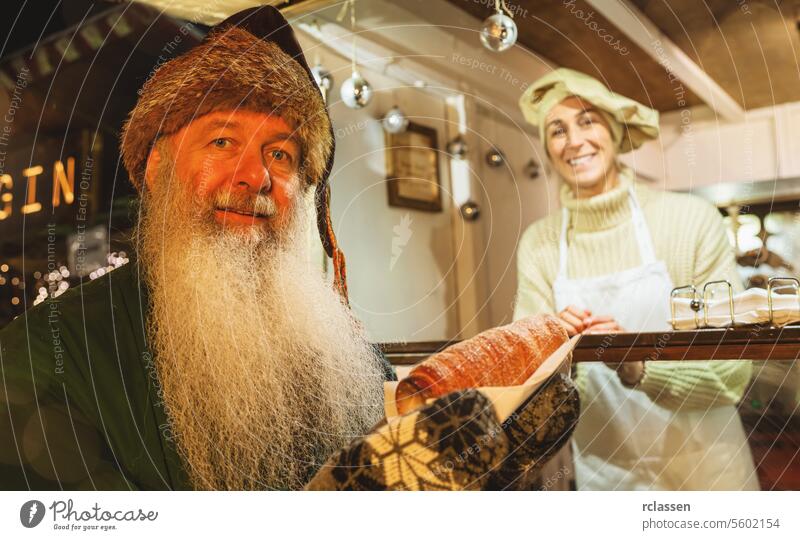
[213,191,277,218]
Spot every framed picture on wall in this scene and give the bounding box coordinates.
[385,122,442,212]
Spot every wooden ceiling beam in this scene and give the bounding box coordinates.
[584,0,745,121]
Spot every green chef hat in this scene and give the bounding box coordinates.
[519,68,660,154]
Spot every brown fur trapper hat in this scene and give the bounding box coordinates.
[120,6,350,302]
[120,15,330,191]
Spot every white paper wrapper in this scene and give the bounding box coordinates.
[384,335,579,422]
[672,287,800,329]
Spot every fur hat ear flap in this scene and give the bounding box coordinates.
[315,181,348,304]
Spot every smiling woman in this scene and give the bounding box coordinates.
[543,96,619,199]
[513,67,757,491]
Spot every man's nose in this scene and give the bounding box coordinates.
[232,151,271,193]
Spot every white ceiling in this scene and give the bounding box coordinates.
[130,0,284,25]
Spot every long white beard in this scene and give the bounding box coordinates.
[136,160,385,490]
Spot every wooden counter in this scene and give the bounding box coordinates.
[379,326,800,490]
[380,325,800,365]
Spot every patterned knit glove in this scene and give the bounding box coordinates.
[485,373,580,490]
[305,375,579,491]
[305,389,507,490]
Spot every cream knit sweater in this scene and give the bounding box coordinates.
[513,167,752,410]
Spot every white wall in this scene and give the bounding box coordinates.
[472,109,561,328]
[659,108,777,191]
[298,35,460,343]
[655,102,800,192]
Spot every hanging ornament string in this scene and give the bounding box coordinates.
[337,0,358,74]
[495,0,512,17]
[337,0,373,108]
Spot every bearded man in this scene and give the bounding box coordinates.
[1,7,578,491]
[0,7,391,490]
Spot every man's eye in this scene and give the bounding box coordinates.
[270,149,289,161]
[551,127,566,137]
[579,116,594,127]
[212,138,230,148]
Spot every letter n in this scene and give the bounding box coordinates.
[52,157,75,207]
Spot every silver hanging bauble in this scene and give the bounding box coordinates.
[311,63,334,102]
[523,158,540,179]
[447,135,468,159]
[460,201,481,221]
[480,12,518,52]
[485,147,505,167]
[340,70,373,109]
[382,105,409,134]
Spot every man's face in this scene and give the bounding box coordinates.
[146,109,303,233]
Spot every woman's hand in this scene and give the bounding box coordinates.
[556,305,592,336]
[556,307,627,336]
[606,360,646,387]
[557,310,643,386]
[582,315,625,335]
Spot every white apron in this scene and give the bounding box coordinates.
[554,188,759,490]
